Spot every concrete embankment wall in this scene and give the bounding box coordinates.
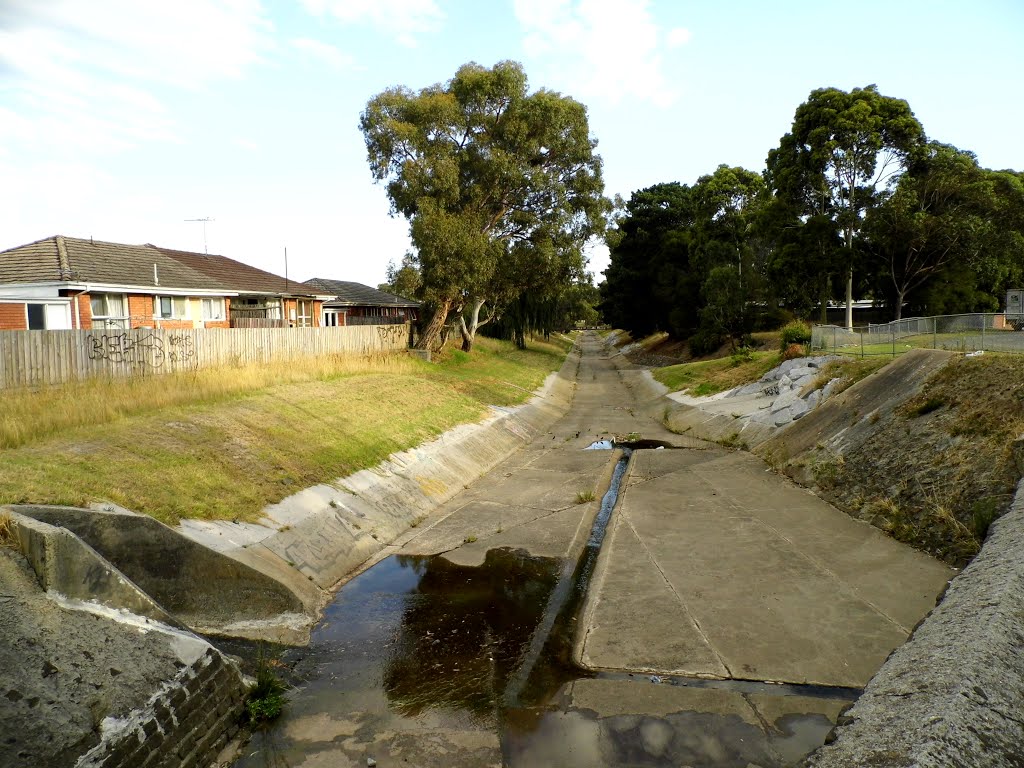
[178,343,580,609]
[804,476,1024,767]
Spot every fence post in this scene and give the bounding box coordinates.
[982,314,986,352]
[892,324,896,358]
[933,317,937,349]
[860,328,864,359]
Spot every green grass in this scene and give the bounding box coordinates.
[0,336,571,524]
[814,330,1020,357]
[652,351,780,396]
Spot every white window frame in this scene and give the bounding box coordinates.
[90,293,129,330]
[154,295,188,320]
[296,299,313,327]
[201,297,225,321]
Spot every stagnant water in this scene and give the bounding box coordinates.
[231,450,856,767]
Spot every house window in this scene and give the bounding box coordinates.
[201,298,225,321]
[323,309,344,327]
[296,299,313,327]
[90,293,128,330]
[154,296,187,319]
[27,304,45,330]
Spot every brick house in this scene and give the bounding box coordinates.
[303,278,419,327]
[0,236,330,330]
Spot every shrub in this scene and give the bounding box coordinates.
[688,329,723,357]
[781,343,805,361]
[779,321,812,350]
[244,657,287,725]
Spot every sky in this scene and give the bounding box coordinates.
[1,0,1022,288]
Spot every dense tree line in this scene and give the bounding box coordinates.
[601,85,1024,347]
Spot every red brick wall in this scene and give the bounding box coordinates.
[203,321,230,329]
[0,303,27,330]
[128,295,154,328]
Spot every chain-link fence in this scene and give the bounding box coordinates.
[811,313,1024,356]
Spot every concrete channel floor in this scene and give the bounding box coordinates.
[267,333,954,768]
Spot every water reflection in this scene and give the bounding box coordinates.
[381,550,559,722]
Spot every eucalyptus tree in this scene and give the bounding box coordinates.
[360,60,608,351]
[767,85,924,328]
[864,143,993,318]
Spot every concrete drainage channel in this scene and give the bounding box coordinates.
[232,444,860,768]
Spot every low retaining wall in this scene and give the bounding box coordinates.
[75,647,246,768]
[804,476,1024,766]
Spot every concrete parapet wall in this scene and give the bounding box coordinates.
[75,647,247,768]
[804,477,1024,767]
[9,511,180,626]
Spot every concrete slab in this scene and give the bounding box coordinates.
[577,448,953,688]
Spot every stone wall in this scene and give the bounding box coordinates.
[76,647,246,768]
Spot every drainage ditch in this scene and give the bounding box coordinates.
[230,445,858,767]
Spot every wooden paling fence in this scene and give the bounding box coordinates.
[0,324,413,389]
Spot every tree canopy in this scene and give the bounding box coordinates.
[361,60,608,351]
[600,85,1023,351]
[766,85,924,328]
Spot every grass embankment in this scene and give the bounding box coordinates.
[0,336,571,524]
[652,351,781,397]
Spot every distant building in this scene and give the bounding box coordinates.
[303,278,419,327]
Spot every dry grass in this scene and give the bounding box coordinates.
[0,510,16,548]
[0,337,571,525]
[808,357,890,396]
[0,353,418,450]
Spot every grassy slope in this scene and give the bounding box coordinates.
[652,351,781,396]
[0,336,571,524]
[811,354,1024,565]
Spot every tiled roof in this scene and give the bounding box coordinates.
[0,235,317,297]
[0,236,227,290]
[305,278,420,307]
[151,246,319,297]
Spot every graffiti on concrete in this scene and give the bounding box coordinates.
[87,333,166,368]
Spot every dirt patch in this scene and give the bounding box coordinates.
[788,354,1024,566]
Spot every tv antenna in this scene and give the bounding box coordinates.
[184,217,215,253]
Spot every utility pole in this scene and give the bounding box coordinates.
[184,217,215,254]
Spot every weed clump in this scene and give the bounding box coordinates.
[244,657,287,726]
[574,490,596,504]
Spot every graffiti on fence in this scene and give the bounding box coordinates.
[376,324,407,346]
[167,333,198,367]
[87,333,166,368]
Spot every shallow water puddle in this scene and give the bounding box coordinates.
[233,451,855,767]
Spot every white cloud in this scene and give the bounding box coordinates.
[300,0,443,47]
[667,27,692,48]
[514,0,688,108]
[0,0,274,155]
[291,37,361,72]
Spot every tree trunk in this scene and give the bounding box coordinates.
[459,298,488,353]
[845,266,854,331]
[416,298,452,351]
[459,315,473,353]
[894,288,905,321]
